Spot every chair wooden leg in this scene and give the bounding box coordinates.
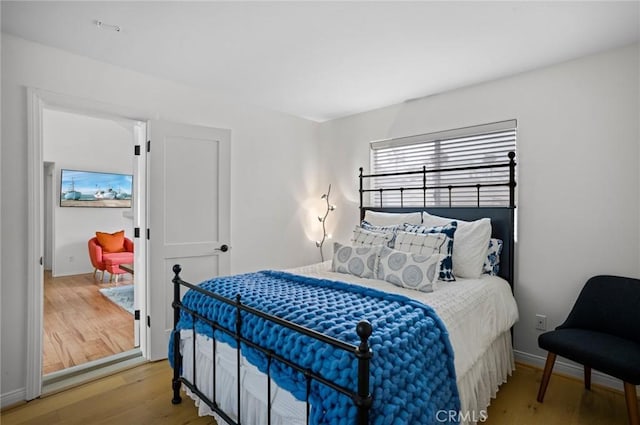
[584,365,591,390]
[624,382,639,425]
[93,268,97,279]
[537,352,557,402]
[109,273,114,283]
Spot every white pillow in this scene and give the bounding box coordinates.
[351,226,393,247]
[363,210,422,226]
[376,246,444,293]
[331,242,379,278]
[422,212,491,279]
[394,231,448,256]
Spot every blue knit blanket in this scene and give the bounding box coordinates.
[171,270,460,425]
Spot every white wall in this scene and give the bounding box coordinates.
[43,109,134,276]
[1,34,321,402]
[318,44,640,374]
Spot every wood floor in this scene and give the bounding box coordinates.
[486,363,629,425]
[2,361,631,425]
[43,271,135,374]
[1,361,215,425]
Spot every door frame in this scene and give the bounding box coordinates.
[26,88,149,399]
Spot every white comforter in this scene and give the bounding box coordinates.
[291,261,519,381]
[178,261,519,424]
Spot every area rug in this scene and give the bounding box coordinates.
[99,285,134,315]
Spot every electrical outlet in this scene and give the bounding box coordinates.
[535,314,547,331]
[68,256,74,263]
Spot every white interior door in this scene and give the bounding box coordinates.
[147,120,230,361]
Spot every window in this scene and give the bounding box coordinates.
[369,120,516,207]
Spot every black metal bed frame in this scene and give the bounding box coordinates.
[170,151,517,424]
[171,264,374,425]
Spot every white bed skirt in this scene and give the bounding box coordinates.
[178,329,514,425]
[457,330,514,424]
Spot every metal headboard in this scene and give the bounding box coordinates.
[358,152,517,290]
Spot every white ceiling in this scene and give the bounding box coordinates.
[2,1,639,122]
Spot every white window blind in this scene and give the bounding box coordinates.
[369,120,516,207]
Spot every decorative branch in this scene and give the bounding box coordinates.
[316,184,336,262]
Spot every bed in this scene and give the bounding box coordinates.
[170,152,518,425]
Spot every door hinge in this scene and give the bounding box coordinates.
[147,140,151,152]
[147,315,151,327]
[146,228,150,240]
[134,227,140,238]
[134,145,141,156]
[134,310,140,320]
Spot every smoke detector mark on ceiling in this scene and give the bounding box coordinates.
[95,20,121,33]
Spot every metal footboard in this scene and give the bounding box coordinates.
[170,264,373,425]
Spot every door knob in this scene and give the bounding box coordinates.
[215,244,229,253]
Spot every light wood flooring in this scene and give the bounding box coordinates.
[486,363,629,425]
[43,271,134,375]
[1,361,214,425]
[2,362,632,425]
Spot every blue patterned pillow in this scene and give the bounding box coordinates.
[402,221,457,281]
[331,242,380,278]
[360,220,401,247]
[483,238,503,275]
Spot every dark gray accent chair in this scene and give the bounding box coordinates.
[537,275,640,425]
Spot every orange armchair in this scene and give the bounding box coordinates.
[88,236,134,282]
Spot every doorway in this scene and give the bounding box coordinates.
[41,109,141,381]
[26,89,148,398]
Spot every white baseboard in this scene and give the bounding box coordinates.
[514,350,630,393]
[1,387,26,410]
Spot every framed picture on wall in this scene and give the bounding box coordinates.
[60,169,133,208]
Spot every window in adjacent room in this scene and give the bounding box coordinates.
[369,120,517,207]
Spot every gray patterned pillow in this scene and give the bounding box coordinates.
[394,231,448,256]
[350,226,393,247]
[331,242,380,278]
[360,220,401,247]
[376,246,444,293]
